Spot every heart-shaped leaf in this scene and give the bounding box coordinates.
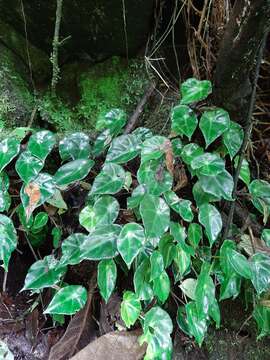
[250,253,270,294]
[141,136,168,164]
[127,185,146,209]
[173,244,191,281]
[93,129,113,157]
[195,262,215,316]
[106,134,141,164]
[21,173,56,217]
[181,143,204,165]
[32,212,48,232]
[23,255,66,290]
[140,195,170,238]
[223,121,243,159]
[134,258,153,301]
[262,229,270,247]
[54,159,94,187]
[121,291,141,328]
[61,233,88,266]
[185,301,207,346]
[192,181,219,206]
[199,204,222,246]
[188,223,202,249]
[27,130,56,160]
[153,270,170,304]
[59,132,91,161]
[150,250,164,281]
[253,305,270,339]
[0,172,10,212]
[79,195,119,233]
[159,235,175,268]
[171,105,198,139]
[179,278,197,300]
[96,108,127,133]
[164,191,194,222]
[171,138,183,156]
[98,259,117,302]
[132,127,153,142]
[234,157,250,186]
[0,215,17,271]
[91,163,126,195]
[180,78,212,105]
[15,151,44,182]
[80,224,121,260]
[199,108,230,147]
[249,180,270,220]
[0,137,20,172]
[137,160,173,196]
[117,223,145,268]
[199,170,234,200]
[227,249,252,279]
[45,285,87,315]
[191,153,225,176]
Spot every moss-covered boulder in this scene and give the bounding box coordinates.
[0,44,34,127]
[0,0,154,62]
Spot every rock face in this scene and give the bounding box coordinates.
[0,0,154,62]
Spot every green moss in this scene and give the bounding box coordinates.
[76,57,149,124]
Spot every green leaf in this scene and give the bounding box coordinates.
[185,301,207,346]
[234,157,250,186]
[164,191,194,222]
[59,132,91,161]
[117,223,145,268]
[106,134,141,164]
[61,233,88,265]
[46,189,67,210]
[134,258,153,301]
[141,136,167,163]
[98,259,117,302]
[153,270,170,304]
[96,108,127,133]
[27,130,56,160]
[250,253,270,294]
[32,212,48,232]
[177,307,190,336]
[80,224,121,260]
[199,108,230,147]
[171,105,198,139]
[0,215,17,271]
[199,170,234,200]
[262,229,270,247]
[0,172,10,212]
[23,255,66,291]
[0,137,20,172]
[171,138,183,156]
[132,127,153,142]
[173,244,191,281]
[253,305,270,339]
[195,262,215,316]
[92,129,113,157]
[179,278,197,300]
[198,204,222,246]
[159,235,175,268]
[127,185,146,209]
[140,307,173,359]
[45,285,87,315]
[54,159,94,187]
[181,143,203,165]
[91,163,126,195]
[192,181,219,206]
[249,180,270,221]
[188,223,202,249]
[121,291,141,328]
[209,299,221,328]
[140,195,170,238]
[219,273,242,301]
[52,227,62,248]
[15,151,44,183]
[180,78,212,105]
[21,173,56,217]
[137,159,173,196]
[191,153,225,176]
[227,249,252,279]
[79,195,119,233]
[223,121,243,159]
[150,250,164,281]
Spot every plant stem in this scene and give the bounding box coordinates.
[51,0,63,94]
[222,34,267,240]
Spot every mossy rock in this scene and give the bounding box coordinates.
[0,44,34,127]
[38,57,149,132]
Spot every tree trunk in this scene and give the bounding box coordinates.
[213,0,270,126]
